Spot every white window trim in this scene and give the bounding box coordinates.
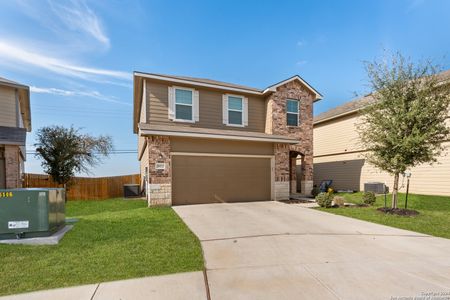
[286,99,299,127]
[224,94,248,127]
[172,86,197,123]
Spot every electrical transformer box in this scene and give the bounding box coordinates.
[0,188,65,239]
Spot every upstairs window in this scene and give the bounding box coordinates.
[286,99,299,126]
[168,86,199,122]
[222,94,248,127]
[175,88,193,121]
[228,96,243,125]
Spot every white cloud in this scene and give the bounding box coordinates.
[297,40,307,47]
[30,86,131,106]
[296,60,308,66]
[0,41,130,82]
[48,0,110,47]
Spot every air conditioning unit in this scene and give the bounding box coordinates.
[123,184,140,198]
[364,182,386,194]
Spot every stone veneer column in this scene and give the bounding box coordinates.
[4,145,21,188]
[274,143,290,200]
[147,136,171,206]
[266,80,315,196]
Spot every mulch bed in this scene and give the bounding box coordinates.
[281,199,314,204]
[377,207,420,216]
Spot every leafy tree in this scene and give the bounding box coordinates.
[357,53,450,209]
[34,126,113,187]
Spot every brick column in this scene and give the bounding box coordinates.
[4,145,21,188]
[299,154,313,195]
[147,136,171,206]
[290,156,297,193]
[274,143,289,200]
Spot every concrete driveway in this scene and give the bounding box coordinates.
[174,201,450,300]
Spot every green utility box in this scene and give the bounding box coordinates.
[0,188,65,239]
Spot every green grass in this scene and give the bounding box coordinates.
[317,192,450,239]
[0,199,204,296]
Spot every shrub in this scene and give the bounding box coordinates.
[311,186,320,197]
[362,191,376,205]
[333,195,345,206]
[316,192,333,208]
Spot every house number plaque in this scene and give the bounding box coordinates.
[155,162,166,170]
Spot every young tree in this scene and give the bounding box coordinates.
[357,53,450,209]
[34,126,113,188]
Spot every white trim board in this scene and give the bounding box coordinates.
[139,129,299,144]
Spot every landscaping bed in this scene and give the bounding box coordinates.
[0,199,204,296]
[316,192,450,239]
[377,207,420,216]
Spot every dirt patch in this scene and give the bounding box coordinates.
[346,203,370,208]
[377,207,420,216]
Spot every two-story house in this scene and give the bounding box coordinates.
[0,77,31,189]
[133,72,322,206]
[313,69,450,196]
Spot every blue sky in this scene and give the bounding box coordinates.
[0,0,449,176]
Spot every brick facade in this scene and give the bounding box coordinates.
[266,80,315,197]
[147,136,171,206]
[4,145,22,189]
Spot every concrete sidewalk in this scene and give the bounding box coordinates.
[174,201,450,300]
[0,272,208,300]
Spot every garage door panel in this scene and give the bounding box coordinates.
[172,156,271,205]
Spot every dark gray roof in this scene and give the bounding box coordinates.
[314,69,450,124]
[138,123,299,143]
[0,126,27,145]
[135,72,262,92]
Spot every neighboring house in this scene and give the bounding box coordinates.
[313,70,450,196]
[133,72,322,206]
[0,77,31,189]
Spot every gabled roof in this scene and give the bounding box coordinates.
[314,69,450,125]
[0,76,31,131]
[263,75,323,100]
[133,72,322,132]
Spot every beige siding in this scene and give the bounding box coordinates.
[314,113,363,156]
[314,113,450,196]
[139,83,147,123]
[138,135,146,160]
[146,81,266,132]
[0,86,17,127]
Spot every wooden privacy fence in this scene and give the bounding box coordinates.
[23,173,141,200]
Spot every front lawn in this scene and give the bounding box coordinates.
[317,192,450,239]
[0,199,204,296]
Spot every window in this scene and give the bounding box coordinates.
[223,94,248,127]
[175,88,193,121]
[286,99,299,126]
[168,86,199,122]
[228,96,243,125]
